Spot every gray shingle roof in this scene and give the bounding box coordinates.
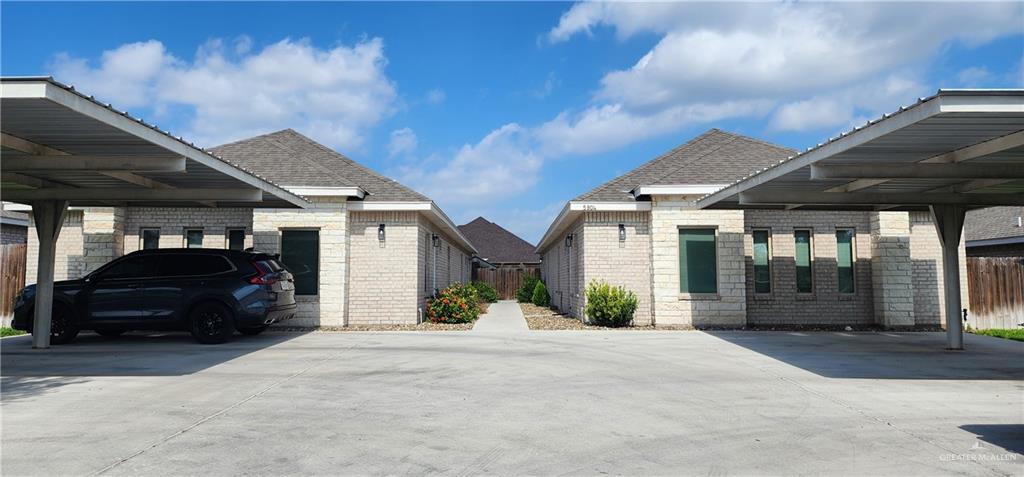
[457,217,541,264]
[575,129,797,202]
[965,206,1024,242]
[210,129,429,202]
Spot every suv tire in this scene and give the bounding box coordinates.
[188,302,234,344]
[47,303,79,345]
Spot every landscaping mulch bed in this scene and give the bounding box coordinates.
[519,303,693,331]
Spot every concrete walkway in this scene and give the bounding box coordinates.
[472,300,528,332]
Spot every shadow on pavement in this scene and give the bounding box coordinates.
[1,331,307,401]
[703,331,1024,380]
[960,424,1024,455]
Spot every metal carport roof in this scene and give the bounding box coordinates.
[1,77,309,208]
[1,77,311,349]
[697,89,1024,350]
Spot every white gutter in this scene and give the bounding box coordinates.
[283,186,366,198]
[631,184,727,197]
[535,201,652,253]
[348,201,478,254]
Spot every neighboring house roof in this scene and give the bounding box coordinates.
[964,206,1024,245]
[575,129,797,202]
[1,208,29,227]
[211,129,429,202]
[458,217,541,264]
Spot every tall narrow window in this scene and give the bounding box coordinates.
[752,229,771,294]
[679,228,717,294]
[281,230,319,296]
[185,229,204,248]
[227,228,245,250]
[794,230,813,293]
[141,228,160,250]
[836,229,856,294]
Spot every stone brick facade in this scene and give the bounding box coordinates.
[538,203,967,329]
[745,210,874,326]
[25,200,472,327]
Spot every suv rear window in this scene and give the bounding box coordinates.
[157,254,234,277]
[253,259,284,274]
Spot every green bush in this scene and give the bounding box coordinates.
[516,275,540,303]
[469,281,499,303]
[427,283,480,323]
[584,280,638,327]
[531,280,550,307]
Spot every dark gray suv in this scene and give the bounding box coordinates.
[11,249,296,344]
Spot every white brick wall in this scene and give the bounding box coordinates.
[348,211,420,324]
[909,211,970,327]
[541,217,585,318]
[581,211,653,325]
[27,210,85,283]
[744,210,875,326]
[124,207,253,254]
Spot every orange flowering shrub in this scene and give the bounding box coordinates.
[426,283,480,323]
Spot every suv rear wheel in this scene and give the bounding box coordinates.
[45,303,79,345]
[188,302,234,344]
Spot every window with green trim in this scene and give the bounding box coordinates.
[794,230,813,293]
[752,229,771,293]
[679,228,717,294]
[836,229,856,294]
[281,230,319,296]
[184,229,204,248]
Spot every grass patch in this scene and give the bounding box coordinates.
[1,327,26,337]
[970,328,1024,342]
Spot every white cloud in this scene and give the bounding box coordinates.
[769,73,927,132]
[51,37,397,150]
[387,127,418,157]
[957,66,992,87]
[541,2,1024,144]
[427,88,446,104]
[536,100,773,156]
[396,124,542,206]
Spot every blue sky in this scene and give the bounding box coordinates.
[3,2,1022,243]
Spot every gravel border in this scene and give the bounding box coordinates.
[271,322,474,332]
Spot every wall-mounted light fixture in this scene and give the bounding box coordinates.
[565,234,574,248]
[432,234,440,248]
[378,224,386,242]
[618,224,626,242]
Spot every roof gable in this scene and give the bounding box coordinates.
[457,217,541,264]
[210,129,429,202]
[575,129,796,202]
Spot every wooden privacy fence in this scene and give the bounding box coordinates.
[1,244,28,323]
[967,257,1024,330]
[475,266,539,300]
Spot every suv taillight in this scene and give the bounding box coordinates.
[249,261,279,285]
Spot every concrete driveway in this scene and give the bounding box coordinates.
[2,330,1021,476]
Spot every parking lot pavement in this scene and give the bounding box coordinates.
[2,330,1021,476]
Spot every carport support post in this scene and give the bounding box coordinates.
[929,205,966,351]
[31,200,69,349]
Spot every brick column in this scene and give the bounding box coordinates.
[82,207,125,275]
[869,211,914,328]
